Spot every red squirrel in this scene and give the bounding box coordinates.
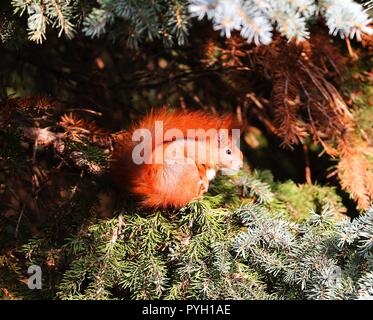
[111,108,243,208]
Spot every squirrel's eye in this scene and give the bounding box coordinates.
[226,149,232,155]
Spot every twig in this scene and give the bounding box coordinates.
[345,37,358,60]
[32,140,38,164]
[303,143,312,185]
[249,105,277,134]
[246,93,264,109]
[63,108,103,116]
[15,203,26,238]
[109,66,252,90]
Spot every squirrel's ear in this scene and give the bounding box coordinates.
[218,129,229,145]
[221,114,233,129]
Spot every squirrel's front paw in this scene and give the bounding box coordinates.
[197,179,209,196]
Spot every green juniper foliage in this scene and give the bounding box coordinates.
[83,0,191,47]
[10,0,191,47]
[41,197,373,299]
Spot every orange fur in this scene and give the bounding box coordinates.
[111,108,242,209]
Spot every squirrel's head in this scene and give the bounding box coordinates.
[216,130,243,175]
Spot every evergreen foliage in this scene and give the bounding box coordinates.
[11,0,77,43]
[3,171,373,299]
[8,0,373,46]
[189,0,373,44]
